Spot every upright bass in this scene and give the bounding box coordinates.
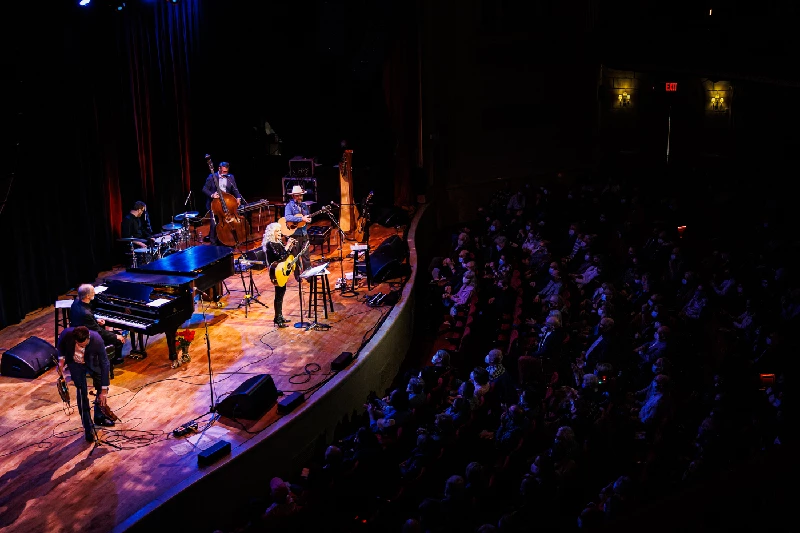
[205,154,247,247]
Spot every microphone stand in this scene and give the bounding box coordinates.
[194,288,217,414]
[326,208,354,297]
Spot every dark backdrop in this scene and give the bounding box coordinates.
[0,0,419,329]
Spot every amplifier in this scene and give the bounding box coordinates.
[282,177,317,202]
[289,157,315,177]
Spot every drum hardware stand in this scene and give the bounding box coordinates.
[236,256,267,317]
[325,207,354,297]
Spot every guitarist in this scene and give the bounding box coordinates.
[284,185,312,282]
[262,222,294,327]
[56,326,115,443]
[202,161,243,245]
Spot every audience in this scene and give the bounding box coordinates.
[215,176,795,533]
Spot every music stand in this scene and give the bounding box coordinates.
[294,272,311,329]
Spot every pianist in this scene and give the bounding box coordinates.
[120,201,151,248]
[71,284,126,365]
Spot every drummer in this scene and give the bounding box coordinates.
[120,201,151,248]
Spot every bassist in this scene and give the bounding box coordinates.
[262,222,295,327]
[203,161,243,246]
[284,185,312,281]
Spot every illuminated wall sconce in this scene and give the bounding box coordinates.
[618,91,631,107]
[711,95,725,111]
[677,225,686,239]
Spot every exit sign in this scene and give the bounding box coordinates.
[666,82,678,92]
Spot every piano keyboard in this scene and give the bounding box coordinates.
[95,312,157,332]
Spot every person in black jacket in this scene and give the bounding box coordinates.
[70,284,125,364]
[262,222,294,326]
[202,161,243,245]
[57,326,115,442]
[120,201,151,248]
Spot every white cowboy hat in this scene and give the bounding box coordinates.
[289,185,306,195]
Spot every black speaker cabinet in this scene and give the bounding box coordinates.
[216,374,280,420]
[368,236,411,282]
[242,248,267,270]
[1,336,58,379]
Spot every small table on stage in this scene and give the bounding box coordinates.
[350,243,373,292]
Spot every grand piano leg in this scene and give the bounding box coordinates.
[130,332,148,360]
[165,328,178,362]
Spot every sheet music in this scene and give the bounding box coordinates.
[350,244,368,251]
[94,286,108,294]
[147,298,171,307]
[300,263,329,278]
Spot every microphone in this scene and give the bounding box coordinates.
[193,287,211,299]
[330,201,340,208]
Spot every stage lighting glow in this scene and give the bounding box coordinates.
[79,0,91,6]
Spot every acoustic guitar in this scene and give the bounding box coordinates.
[270,241,311,287]
[277,205,330,237]
[354,191,373,243]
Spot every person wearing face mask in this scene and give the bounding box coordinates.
[634,326,670,369]
[534,270,563,304]
[666,247,685,284]
[561,223,580,258]
[453,231,470,253]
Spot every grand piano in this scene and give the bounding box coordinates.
[94,246,234,360]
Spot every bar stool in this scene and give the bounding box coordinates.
[351,244,373,292]
[307,272,334,323]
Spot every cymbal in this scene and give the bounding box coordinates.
[302,200,316,205]
[162,223,182,231]
[117,237,146,243]
[174,211,200,222]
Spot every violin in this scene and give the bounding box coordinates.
[205,154,247,247]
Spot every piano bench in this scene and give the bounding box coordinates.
[308,225,332,255]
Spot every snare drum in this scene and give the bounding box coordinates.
[132,248,153,266]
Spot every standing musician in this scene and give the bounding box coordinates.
[284,185,312,282]
[56,326,115,443]
[121,201,151,248]
[262,222,295,327]
[202,161,243,246]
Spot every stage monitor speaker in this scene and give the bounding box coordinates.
[1,336,57,379]
[216,374,280,420]
[242,248,267,270]
[366,237,411,283]
[373,206,409,228]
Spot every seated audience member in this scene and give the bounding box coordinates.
[442,271,477,325]
[485,349,515,404]
[421,349,452,388]
[262,477,302,528]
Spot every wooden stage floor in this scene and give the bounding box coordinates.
[0,224,405,533]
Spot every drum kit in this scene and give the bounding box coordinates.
[119,210,206,267]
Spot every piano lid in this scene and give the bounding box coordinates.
[104,271,197,286]
[128,246,234,277]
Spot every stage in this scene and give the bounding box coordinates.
[0,220,418,533]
